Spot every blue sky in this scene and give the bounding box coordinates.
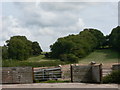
[1,1,118,51]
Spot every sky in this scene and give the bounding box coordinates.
[1,1,119,51]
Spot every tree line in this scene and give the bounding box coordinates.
[1,26,120,62]
[46,26,120,63]
[2,36,42,60]
[47,28,106,62]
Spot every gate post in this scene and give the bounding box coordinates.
[70,64,73,82]
[99,63,102,83]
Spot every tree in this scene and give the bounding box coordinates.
[7,36,32,60]
[83,28,106,48]
[50,39,75,58]
[109,26,120,51]
[5,36,42,60]
[2,45,8,59]
[32,42,42,56]
[50,28,105,61]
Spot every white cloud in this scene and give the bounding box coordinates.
[2,16,32,44]
[2,2,117,51]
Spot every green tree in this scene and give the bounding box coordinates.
[83,28,106,48]
[50,39,75,58]
[50,28,105,61]
[5,36,42,60]
[2,45,8,59]
[7,36,32,60]
[109,26,120,51]
[32,42,42,56]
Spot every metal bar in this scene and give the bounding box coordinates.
[34,78,62,80]
[33,67,62,81]
[34,73,61,75]
[34,68,61,72]
[34,75,61,78]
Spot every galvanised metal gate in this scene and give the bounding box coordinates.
[34,67,62,81]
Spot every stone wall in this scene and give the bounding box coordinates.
[112,64,120,70]
[2,67,33,84]
[71,64,102,83]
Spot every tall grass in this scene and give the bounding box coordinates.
[2,59,66,67]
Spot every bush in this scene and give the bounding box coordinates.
[60,54,79,63]
[45,52,51,58]
[102,70,120,84]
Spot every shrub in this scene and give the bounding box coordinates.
[45,52,51,58]
[102,70,120,84]
[60,54,79,63]
[59,54,68,61]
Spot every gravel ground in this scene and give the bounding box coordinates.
[2,83,119,88]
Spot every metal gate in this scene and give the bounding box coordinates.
[34,67,62,81]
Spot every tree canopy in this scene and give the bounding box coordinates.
[50,28,106,62]
[109,26,120,51]
[32,42,42,56]
[2,36,42,60]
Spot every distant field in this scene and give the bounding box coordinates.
[79,49,119,64]
[2,55,66,67]
[2,49,119,67]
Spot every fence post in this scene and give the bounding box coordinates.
[59,65,62,78]
[32,67,34,82]
[70,64,73,82]
[99,63,102,83]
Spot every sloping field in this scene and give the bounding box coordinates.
[79,49,119,65]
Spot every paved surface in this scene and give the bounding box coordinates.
[1,83,119,88]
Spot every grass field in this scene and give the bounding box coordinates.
[2,55,66,67]
[79,49,119,64]
[2,49,119,67]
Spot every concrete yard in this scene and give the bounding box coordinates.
[1,83,119,89]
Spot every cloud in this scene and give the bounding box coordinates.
[2,2,85,51]
[2,2,117,51]
[13,2,85,28]
[38,2,86,12]
[2,16,32,44]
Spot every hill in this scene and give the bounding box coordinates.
[79,49,119,64]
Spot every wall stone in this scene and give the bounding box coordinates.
[71,64,102,83]
[2,67,33,84]
[112,64,120,70]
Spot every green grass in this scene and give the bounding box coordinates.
[2,49,119,67]
[2,54,66,67]
[79,49,119,64]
